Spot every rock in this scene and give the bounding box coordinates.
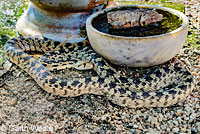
[147,129,160,134]
[190,113,197,120]
[176,110,183,116]
[0,60,12,77]
[193,49,200,54]
[196,122,200,131]
[129,130,135,134]
[173,120,179,126]
[191,127,198,133]
[167,128,171,132]
[106,130,113,134]
[107,9,163,29]
[60,100,66,105]
[172,127,180,133]
[180,125,188,133]
[133,124,138,129]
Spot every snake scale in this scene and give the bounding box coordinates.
[4,36,195,108]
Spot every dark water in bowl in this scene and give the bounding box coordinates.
[92,7,182,37]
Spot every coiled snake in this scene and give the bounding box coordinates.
[4,36,194,108]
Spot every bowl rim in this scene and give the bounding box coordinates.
[86,5,189,39]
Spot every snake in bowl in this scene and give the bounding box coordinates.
[4,35,195,108]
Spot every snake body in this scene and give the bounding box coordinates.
[4,36,194,108]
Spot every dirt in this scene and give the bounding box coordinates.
[0,0,199,134]
[0,45,199,134]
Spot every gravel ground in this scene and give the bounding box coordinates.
[0,0,200,134]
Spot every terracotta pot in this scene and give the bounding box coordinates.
[16,0,116,42]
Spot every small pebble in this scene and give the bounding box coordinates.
[176,110,183,116]
[133,124,138,129]
[191,127,198,134]
[129,130,135,134]
[60,100,65,105]
[173,120,179,126]
[172,127,180,133]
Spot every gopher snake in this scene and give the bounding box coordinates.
[4,36,194,108]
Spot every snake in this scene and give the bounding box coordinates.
[4,35,195,108]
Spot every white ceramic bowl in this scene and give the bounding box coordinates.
[86,5,189,67]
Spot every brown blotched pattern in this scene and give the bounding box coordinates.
[4,36,195,108]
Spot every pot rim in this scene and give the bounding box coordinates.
[86,5,189,40]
